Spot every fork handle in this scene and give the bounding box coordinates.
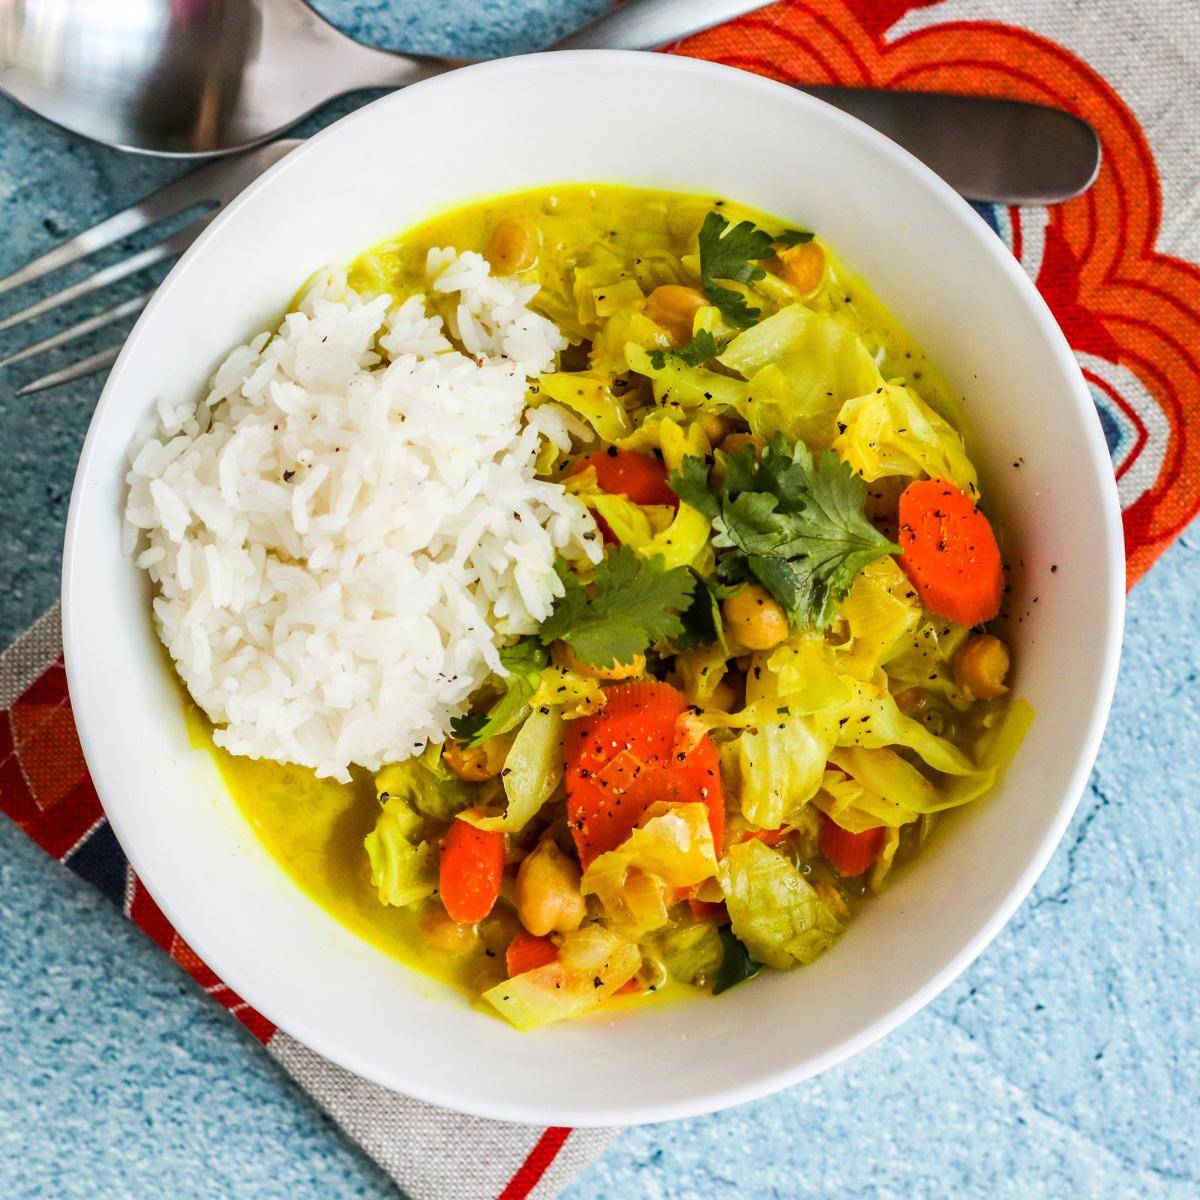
[547,0,772,51]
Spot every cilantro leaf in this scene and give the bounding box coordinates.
[538,546,696,667]
[698,211,776,328]
[667,455,719,518]
[647,329,723,371]
[675,571,732,652]
[712,925,761,995]
[775,228,815,247]
[783,447,902,626]
[450,640,548,747]
[671,434,899,629]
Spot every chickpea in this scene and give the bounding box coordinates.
[486,217,538,274]
[644,284,707,346]
[774,241,826,295]
[953,634,1010,700]
[516,839,587,937]
[479,904,523,955]
[697,411,730,447]
[719,432,765,458]
[554,640,644,681]
[722,584,789,652]
[419,903,480,955]
[443,735,510,783]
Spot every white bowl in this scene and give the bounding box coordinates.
[63,52,1124,1126]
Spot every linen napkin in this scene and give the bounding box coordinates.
[4,1,1200,1196]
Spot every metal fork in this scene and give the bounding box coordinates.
[0,140,299,396]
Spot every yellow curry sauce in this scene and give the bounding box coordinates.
[202,185,986,1005]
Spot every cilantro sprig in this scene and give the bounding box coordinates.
[775,228,815,247]
[452,551,695,743]
[450,640,548,747]
[697,211,776,328]
[538,546,696,668]
[647,329,723,371]
[669,434,899,629]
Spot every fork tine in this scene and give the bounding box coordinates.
[0,175,210,301]
[15,344,122,396]
[0,290,154,368]
[0,140,301,302]
[0,221,205,336]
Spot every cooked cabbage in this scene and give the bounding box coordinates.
[482,924,642,1031]
[581,802,718,939]
[718,839,843,969]
[832,381,977,495]
[374,756,474,821]
[721,706,832,830]
[537,371,632,442]
[363,799,437,908]
[462,708,563,834]
[718,305,883,447]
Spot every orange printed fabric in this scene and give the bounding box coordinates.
[670,0,1200,586]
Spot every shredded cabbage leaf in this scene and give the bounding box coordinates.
[363,799,437,908]
[718,305,883,447]
[719,840,843,968]
[482,924,641,1031]
[374,756,474,822]
[720,706,832,830]
[833,380,978,496]
[461,707,563,834]
[536,371,632,442]
[581,802,718,939]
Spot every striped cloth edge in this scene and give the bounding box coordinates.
[0,607,618,1200]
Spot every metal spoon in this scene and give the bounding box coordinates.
[0,0,772,156]
[0,0,1100,203]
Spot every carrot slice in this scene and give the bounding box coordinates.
[438,818,505,924]
[819,813,885,878]
[687,897,730,924]
[569,450,678,507]
[505,929,559,977]
[564,681,724,867]
[896,478,1003,627]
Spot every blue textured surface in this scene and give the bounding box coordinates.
[1,4,1198,1198]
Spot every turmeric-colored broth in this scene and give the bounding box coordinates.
[202,184,970,999]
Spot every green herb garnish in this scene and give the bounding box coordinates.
[538,546,696,668]
[712,925,762,994]
[450,640,548,747]
[697,211,776,328]
[775,228,815,247]
[669,434,899,629]
[647,329,724,371]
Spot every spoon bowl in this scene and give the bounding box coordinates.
[0,0,768,156]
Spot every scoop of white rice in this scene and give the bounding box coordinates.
[125,249,599,782]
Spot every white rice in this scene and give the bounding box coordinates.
[125,249,599,782]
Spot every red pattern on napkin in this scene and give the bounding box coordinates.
[5,3,1200,1196]
[674,0,1200,585]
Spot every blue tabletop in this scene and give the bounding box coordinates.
[2,4,1198,1198]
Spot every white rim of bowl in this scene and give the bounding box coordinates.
[62,50,1126,1127]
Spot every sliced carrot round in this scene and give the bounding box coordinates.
[505,929,559,977]
[564,681,724,867]
[438,818,505,924]
[818,813,885,878]
[896,478,1003,627]
[569,449,678,508]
